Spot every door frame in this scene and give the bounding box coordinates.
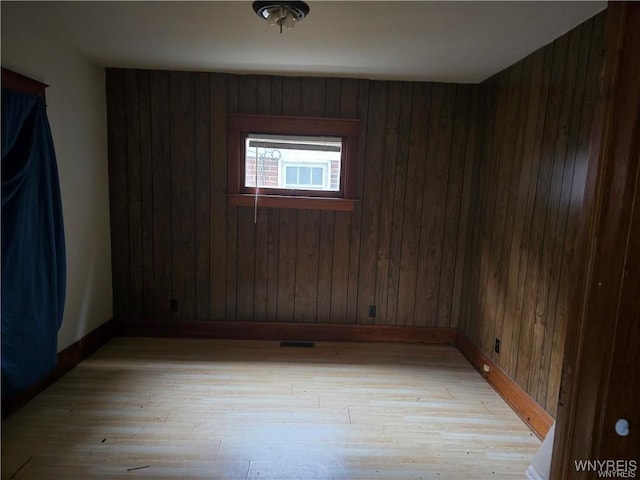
[551,3,640,478]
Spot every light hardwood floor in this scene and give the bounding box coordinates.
[1,338,540,479]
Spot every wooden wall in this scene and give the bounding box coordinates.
[106,10,606,418]
[106,72,477,328]
[459,13,605,416]
[552,4,640,471]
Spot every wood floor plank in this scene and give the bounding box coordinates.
[1,339,539,480]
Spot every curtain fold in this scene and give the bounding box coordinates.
[1,89,66,400]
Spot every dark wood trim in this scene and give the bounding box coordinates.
[456,331,554,440]
[227,194,357,211]
[343,134,358,200]
[118,319,457,344]
[2,319,115,418]
[240,186,346,198]
[228,113,360,136]
[2,67,48,97]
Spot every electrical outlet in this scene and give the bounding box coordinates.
[494,338,501,354]
[170,299,178,312]
[368,305,377,317]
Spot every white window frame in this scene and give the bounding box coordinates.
[279,160,331,190]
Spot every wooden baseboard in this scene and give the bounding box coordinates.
[118,319,457,344]
[2,319,115,418]
[455,331,554,440]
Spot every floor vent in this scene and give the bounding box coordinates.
[279,341,316,348]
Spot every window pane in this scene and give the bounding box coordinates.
[285,166,297,185]
[245,134,341,191]
[311,167,323,186]
[299,167,311,185]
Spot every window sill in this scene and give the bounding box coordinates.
[227,194,357,212]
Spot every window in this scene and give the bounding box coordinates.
[228,114,359,211]
[281,163,328,189]
[245,133,340,192]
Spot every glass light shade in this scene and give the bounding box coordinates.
[253,2,310,33]
[266,7,285,26]
[282,12,296,30]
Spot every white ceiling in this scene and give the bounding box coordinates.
[2,1,606,83]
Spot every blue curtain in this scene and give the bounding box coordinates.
[1,90,66,400]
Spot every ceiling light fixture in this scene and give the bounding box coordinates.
[252,1,310,34]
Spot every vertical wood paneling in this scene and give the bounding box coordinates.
[345,79,370,324]
[210,73,228,320]
[106,69,130,319]
[236,76,258,321]
[169,72,196,321]
[124,70,143,318]
[138,70,154,319]
[498,54,535,377]
[194,73,211,320]
[466,76,499,346]
[509,48,551,386]
[149,70,172,320]
[110,70,474,328]
[513,45,555,391]
[374,82,402,325]
[546,15,604,412]
[438,85,472,328]
[357,80,388,324]
[226,75,239,321]
[109,69,480,328]
[397,83,430,325]
[415,83,455,326]
[532,26,582,406]
[485,63,524,360]
[459,13,605,416]
[547,14,603,411]
[294,209,320,322]
[451,85,479,330]
[477,71,509,357]
[524,34,568,400]
[540,20,592,410]
[386,82,414,325]
[316,210,334,323]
